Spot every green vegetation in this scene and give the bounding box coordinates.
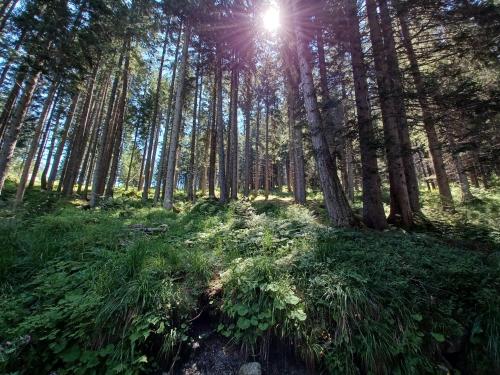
[1,182,499,374]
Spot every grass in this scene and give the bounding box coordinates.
[0,179,499,374]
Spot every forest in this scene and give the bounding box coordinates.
[0,0,499,374]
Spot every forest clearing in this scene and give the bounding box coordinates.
[0,0,499,374]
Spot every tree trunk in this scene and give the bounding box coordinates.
[229,61,239,200]
[163,26,191,210]
[90,48,125,207]
[125,126,140,191]
[0,0,18,36]
[154,28,182,203]
[14,80,58,203]
[187,65,202,201]
[366,0,414,226]
[378,0,420,213]
[0,68,41,194]
[105,37,131,197]
[0,65,28,143]
[208,73,217,198]
[47,91,80,190]
[292,0,355,227]
[344,0,387,229]
[398,12,453,210]
[41,96,65,190]
[215,47,228,204]
[253,98,261,194]
[143,27,169,200]
[243,70,253,197]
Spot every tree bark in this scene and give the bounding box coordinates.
[229,60,239,200]
[47,91,80,190]
[187,63,201,201]
[243,70,253,197]
[143,27,169,200]
[215,46,228,204]
[399,11,454,210]
[292,0,355,227]
[208,73,217,198]
[163,26,190,210]
[154,28,182,203]
[0,68,41,194]
[344,0,387,229]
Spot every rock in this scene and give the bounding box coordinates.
[238,362,261,375]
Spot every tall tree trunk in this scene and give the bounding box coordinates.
[105,38,131,197]
[208,74,217,198]
[163,26,190,210]
[15,80,58,203]
[253,98,261,194]
[187,64,201,201]
[344,0,387,229]
[446,130,474,202]
[154,28,182,203]
[0,65,28,142]
[62,67,98,196]
[0,29,26,89]
[398,12,453,210]
[143,27,169,200]
[90,48,125,207]
[282,42,306,204]
[28,85,61,189]
[230,61,239,200]
[292,0,355,227]
[0,68,41,194]
[243,70,252,197]
[264,100,270,200]
[366,0,413,226]
[378,0,420,213]
[41,96,65,190]
[125,126,139,191]
[47,91,80,190]
[215,47,228,204]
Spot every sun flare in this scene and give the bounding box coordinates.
[262,6,281,32]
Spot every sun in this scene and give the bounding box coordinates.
[262,5,281,33]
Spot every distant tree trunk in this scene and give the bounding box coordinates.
[62,67,98,196]
[163,26,190,210]
[29,85,62,189]
[378,0,420,213]
[446,130,474,202]
[282,43,306,204]
[0,68,41,194]
[253,98,261,194]
[15,80,58,203]
[41,97,65,190]
[138,143,147,191]
[105,38,131,197]
[125,126,139,191]
[47,92,80,190]
[292,0,355,227]
[90,49,125,207]
[143,28,169,201]
[344,0,387,229]
[208,73,217,198]
[154,28,182,203]
[229,61,239,200]
[187,64,201,201]
[243,70,253,197]
[264,100,270,200]
[398,13,453,210]
[215,47,228,204]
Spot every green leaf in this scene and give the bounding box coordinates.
[285,294,300,305]
[258,322,269,331]
[431,332,446,343]
[61,345,81,362]
[411,313,423,322]
[291,309,307,321]
[237,318,251,330]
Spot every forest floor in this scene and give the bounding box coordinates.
[0,180,499,374]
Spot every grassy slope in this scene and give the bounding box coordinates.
[0,180,499,374]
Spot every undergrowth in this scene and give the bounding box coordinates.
[0,182,499,374]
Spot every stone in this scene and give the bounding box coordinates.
[238,362,261,375]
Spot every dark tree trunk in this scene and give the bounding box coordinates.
[243,70,253,197]
[163,26,190,210]
[344,0,387,229]
[215,47,228,204]
[292,0,355,227]
[208,73,217,198]
[187,64,201,201]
